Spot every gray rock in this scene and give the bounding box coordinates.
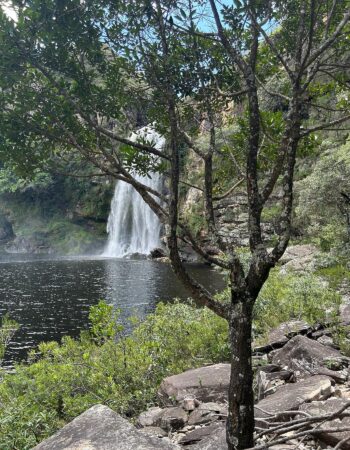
[317,334,336,348]
[188,402,227,426]
[279,244,318,270]
[32,404,180,450]
[178,423,225,445]
[157,406,188,431]
[254,320,311,353]
[255,375,332,425]
[259,364,282,373]
[189,427,227,450]
[340,299,350,325]
[263,370,294,382]
[137,406,163,427]
[139,426,168,438]
[257,369,294,400]
[272,335,348,382]
[150,248,166,259]
[158,364,230,403]
[299,398,350,449]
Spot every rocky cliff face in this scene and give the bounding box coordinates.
[0,212,14,244]
[181,186,277,250]
[0,176,113,255]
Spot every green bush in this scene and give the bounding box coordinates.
[254,269,342,340]
[316,264,350,290]
[295,140,350,248]
[0,301,228,450]
[0,315,19,366]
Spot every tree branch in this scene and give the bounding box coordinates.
[304,7,350,69]
[301,114,350,136]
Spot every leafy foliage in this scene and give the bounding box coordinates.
[296,140,350,250]
[254,270,342,338]
[0,314,18,365]
[0,300,228,450]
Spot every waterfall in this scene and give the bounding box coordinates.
[103,126,165,258]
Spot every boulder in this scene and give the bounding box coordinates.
[150,248,166,259]
[317,334,337,348]
[137,406,163,427]
[259,364,282,373]
[257,370,294,400]
[33,404,180,450]
[188,402,228,426]
[255,375,332,425]
[340,298,350,325]
[156,407,188,431]
[189,427,226,450]
[254,320,311,353]
[272,335,348,381]
[299,398,350,449]
[279,244,318,271]
[280,244,317,262]
[158,364,230,403]
[178,423,225,446]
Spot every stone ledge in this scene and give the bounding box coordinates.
[32,404,180,450]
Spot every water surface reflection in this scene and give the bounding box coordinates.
[0,255,225,366]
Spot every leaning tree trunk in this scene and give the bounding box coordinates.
[226,294,255,450]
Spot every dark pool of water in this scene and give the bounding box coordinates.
[0,254,225,366]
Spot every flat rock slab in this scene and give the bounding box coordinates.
[137,406,163,427]
[339,298,350,325]
[157,406,188,431]
[272,335,347,381]
[280,245,317,264]
[188,425,226,449]
[279,245,318,271]
[32,404,180,450]
[188,402,227,426]
[254,320,311,352]
[255,375,332,424]
[159,364,230,403]
[178,423,225,445]
[300,398,350,449]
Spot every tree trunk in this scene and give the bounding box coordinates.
[226,295,255,450]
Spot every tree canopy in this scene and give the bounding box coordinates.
[1,1,350,448]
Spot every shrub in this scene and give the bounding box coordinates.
[295,141,350,248]
[0,314,19,366]
[0,300,228,450]
[254,269,342,339]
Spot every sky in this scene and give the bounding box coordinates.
[1,1,18,21]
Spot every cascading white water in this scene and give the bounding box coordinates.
[103,126,165,257]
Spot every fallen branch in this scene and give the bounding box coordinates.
[252,400,350,449]
[251,427,350,450]
[334,435,350,450]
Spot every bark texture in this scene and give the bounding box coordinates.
[227,296,255,450]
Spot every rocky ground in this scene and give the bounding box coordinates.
[33,319,350,450]
[32,245,350,449]
[135,324,350,450]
